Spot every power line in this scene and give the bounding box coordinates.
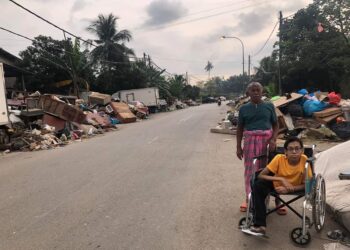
[142,0,277,31]
[250,12,299,59]
[251,21,278,57]
[0,26,134,65]
[8,0,139,60]
[8,0,94,47]
[184,0,255,18]
[6,0,176,76]
[151,56,241,64]
[0,26,33,42]
[189,75,203,81]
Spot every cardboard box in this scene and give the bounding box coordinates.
[110,102,136,123]
[88,92,111,105]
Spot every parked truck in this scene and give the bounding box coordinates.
[0,63,11,146]
[0,63,9,126]
[112,87,160,112]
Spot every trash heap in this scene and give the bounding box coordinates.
[1,91,150,153]
[212,89,350,142]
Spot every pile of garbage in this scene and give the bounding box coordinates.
[1,91,151,153]
[212,89,350,142]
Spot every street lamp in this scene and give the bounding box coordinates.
[221,35,245,77]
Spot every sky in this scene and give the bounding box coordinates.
[0,0,313,84]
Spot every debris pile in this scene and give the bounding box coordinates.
[1,91,153,153]
[212,89,350,143]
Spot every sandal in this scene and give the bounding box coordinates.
[277,207,287,215]
[240,202,247,212]
[250,226,266,235]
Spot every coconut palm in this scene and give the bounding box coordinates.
[204,61,214,79]
[87,13,135,67]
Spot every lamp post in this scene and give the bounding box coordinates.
[221,35,245,78]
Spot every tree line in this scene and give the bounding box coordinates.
[19,0,349,101]
[19,14,200,101]
[200,0,350,98]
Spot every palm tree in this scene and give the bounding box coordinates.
[204,61,214,79]
[87,13,135,67]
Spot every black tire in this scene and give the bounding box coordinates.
[290,227,311,246]
[312,175,326,232]
[238,217,252,229]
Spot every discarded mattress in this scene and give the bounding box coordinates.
[315,140,350,232]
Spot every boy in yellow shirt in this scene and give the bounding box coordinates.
[250,137,312,235]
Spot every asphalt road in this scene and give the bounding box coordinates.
[0,103,341,250]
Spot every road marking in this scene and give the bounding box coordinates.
[177,115,193,124]
[148,136,159,144]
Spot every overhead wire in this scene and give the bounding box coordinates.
[183,0,255,18]
[250,12,295,58]
[251,21,278,57]
[0,26,133,65]
[8,0,140,60]
[8,0,93,46]
[8,0,176,76]
[142,0,277,31]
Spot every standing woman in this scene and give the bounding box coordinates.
[236,82,279,212]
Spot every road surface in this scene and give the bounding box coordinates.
[0,103,341,249]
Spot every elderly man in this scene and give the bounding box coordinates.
[236,82,279,212]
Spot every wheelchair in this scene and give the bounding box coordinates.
[239,145,326,246]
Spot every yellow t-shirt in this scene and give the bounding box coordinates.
[267,154,312,188]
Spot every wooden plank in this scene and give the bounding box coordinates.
[315,113,341,125]
[275,108,288,133]
[313,107,342,118]
[284,113,294,130]
[272,93,303,108]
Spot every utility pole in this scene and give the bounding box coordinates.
[248,54,251,80]
[186,71,189,85]
[278,11,283,95]
[148,55,151,67]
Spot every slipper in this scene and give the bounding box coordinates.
[240,202,247,212]
[277,207,287,215]
[250,226,266,235]
[242,226,268,237]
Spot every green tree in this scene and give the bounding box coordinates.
[182,85,200,100]
[169,75,186,98]
[315,0,350,45]
[19,36,94,94]
[256,1,350,95]
[87,13,134,69]
[204,61,214,79]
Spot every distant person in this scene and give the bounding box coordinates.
[248,137,312,235]
[236,82,279,212]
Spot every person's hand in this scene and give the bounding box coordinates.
[268,139,276,151]
[280,178,294,192]
[275,186,289,194]
[236,146,243,160]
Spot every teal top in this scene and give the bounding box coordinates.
[238,101,277,131]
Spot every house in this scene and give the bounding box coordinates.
[0,47,29,96]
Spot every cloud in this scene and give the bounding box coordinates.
[143,0,188,27]
[283,0,310,12]
[232,9,272,36]
[68,0,91,26]
[71,0,89,13]
[205,26,234,43]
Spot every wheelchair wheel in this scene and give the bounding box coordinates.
[238,216,253,229]
[290,227,311,245]
[312,174,326,232]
